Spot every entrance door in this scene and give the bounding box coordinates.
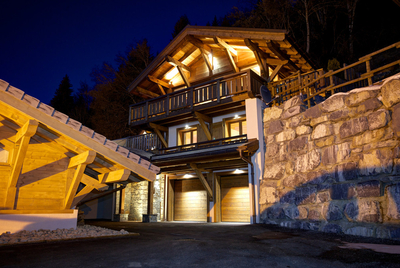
[174,179,207,221]
[221,175,250,222]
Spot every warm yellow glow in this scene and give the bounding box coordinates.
[183,174,194,178]
[252,65,261,76]
[234,169,245,174]
[165,67,179,80]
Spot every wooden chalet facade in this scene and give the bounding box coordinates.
[123,26,315,223]
[0,79,159,233]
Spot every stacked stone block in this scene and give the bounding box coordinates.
[261,75,400,239]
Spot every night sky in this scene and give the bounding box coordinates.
[1,0,245,104]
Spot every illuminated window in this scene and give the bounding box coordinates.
[225,115,247,138]
[178,127,197,145]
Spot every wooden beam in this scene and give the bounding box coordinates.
[177,66,191,88]
[214,175,221,222]
[68,150,97,168]
[194,111,211,141]
[165,56,191,72]
[186,35,213,75]
[269,62,287,82]
[167,178,174,221]
[149,123,168,148]
[148,75,172,89]
[71,185,95,208]
[81,174,109,191]
[136,86,160,98]
[5,119,39,209]
[186,35,212,54]
[99,169,131,184]
[214,37,239,73]
[266,41,299,72]
[214,36,237,56]
[149,122,168,132]
[64,151,96,209]
[190,163,213,199]
[245,39,269,80]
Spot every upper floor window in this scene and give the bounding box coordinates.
[225,115,247,138]
[178,126,197,145]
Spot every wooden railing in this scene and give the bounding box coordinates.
[118,133,163,152]
[129,70,266,125]
[157,135,248,155]
[268,41,400,108]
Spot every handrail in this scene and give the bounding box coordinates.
[270,41,400,108]
[129,70,264,125]
[157,135,248,155]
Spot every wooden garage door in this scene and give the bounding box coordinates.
[221,176,250,222]
[174,179,207,221]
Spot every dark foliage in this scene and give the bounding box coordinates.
[50,75,74,115]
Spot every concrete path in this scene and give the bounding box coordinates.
[1,221,400,267]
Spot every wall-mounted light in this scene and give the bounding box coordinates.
[185,125,190,129]
[234,169,245,174]
[234,114,240,119]
[183,174,194,178]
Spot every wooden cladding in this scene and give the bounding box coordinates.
[174,179,207,221]
[221,176,250,223]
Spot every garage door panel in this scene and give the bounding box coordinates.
[221,176,249,223]
[174,179,207,222]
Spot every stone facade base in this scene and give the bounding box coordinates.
[113,214,129,222]
[142,214,158,222]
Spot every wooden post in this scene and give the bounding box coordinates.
[147,181,154,215]
[214,175,221,223]
[5,119,39,209]
[366,59,372,86]
[207,172,214,222]
[119,187,126,214]
[167,178,174,221]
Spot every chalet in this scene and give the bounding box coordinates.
[119,26,315,223]
[0,80,159,233]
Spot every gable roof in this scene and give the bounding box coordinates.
[127,25,315,98]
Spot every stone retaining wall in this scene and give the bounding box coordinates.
[261,75,400,239]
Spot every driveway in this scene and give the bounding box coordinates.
[1,221,400,267]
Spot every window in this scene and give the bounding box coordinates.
[178,127,197,145]
[224,115,247,138]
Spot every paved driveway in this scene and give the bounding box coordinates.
[1,221,400,267]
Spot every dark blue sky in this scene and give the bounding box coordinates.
[0,0,246,104]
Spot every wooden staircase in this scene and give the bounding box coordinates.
[268,41,400,107]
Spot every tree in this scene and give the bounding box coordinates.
[171,15,190,38]
[50,75,74,115]
[69,81,92,127]
[89,40,153,139]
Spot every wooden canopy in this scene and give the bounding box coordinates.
[128,26,315,99]
[0,80,159,212]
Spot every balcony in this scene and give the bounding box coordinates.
[129,69,266,127]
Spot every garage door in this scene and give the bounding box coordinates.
[221,175,250,222]
[174,179,207,221]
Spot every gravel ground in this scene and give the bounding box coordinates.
[0,225,131,245]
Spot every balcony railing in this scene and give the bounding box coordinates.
[268,41,400,108]
[129,70,266,126]
[157,135,248,155]
[114,133,163,152]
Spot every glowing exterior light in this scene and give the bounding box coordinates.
[234,169,245,174]
[234,114,240,119]
[183,174,194,178]
[185,125,190,129]
[165,67,179,80]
